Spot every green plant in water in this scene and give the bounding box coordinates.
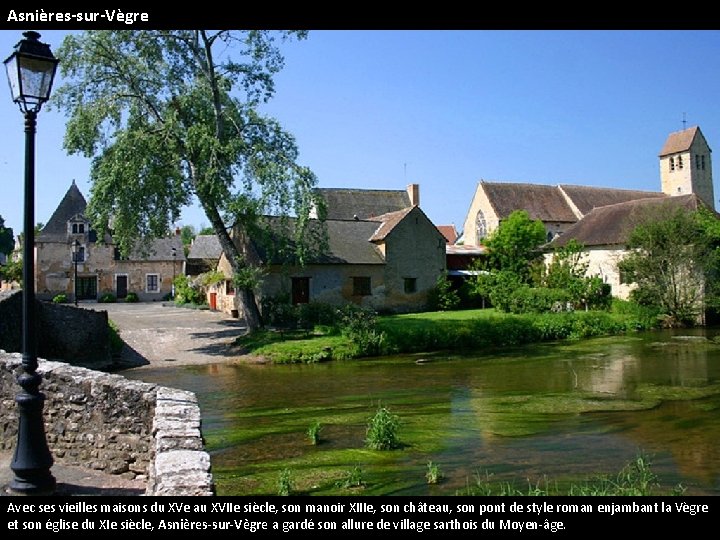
[335,466,364,489]
[426,461,442,485]
[366,405,400,450]
[307,420,322,445]
[462,454,671,496]
[277,468,293,496]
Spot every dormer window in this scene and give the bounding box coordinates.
[70,221,86,234]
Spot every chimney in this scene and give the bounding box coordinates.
[407,183,420,206]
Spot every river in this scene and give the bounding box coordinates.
[123,330,720,495]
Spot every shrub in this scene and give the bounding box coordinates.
[99,292,117,303]
[277,468,293,496]
[339,305,386,356]
[426,461,442,485]
[427,272,460,311]
[366,405,400,450]
[508,287,571,314]
[307,420,322,445]
[52,294,68,304]
[125,292,139,303]
[173,275,205,305]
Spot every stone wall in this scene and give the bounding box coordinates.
[0,290,110,368]
[0,352,213,496]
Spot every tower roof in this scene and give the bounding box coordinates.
[659,126,701,157]
[37,181,87,242]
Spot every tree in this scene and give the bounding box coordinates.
[618,206,718,326]
[0,215,13,258]
[179,224,196,257]
[54,31,323,331]
[484,210,546,283]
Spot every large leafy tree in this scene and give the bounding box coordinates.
[53,31,323,331]
[484,210,546,282]
[0,215,13,258]
[618,206,720,326]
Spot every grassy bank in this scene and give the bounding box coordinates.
[235,302,658,363]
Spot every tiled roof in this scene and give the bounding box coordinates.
[549,194,704,248]
[37,182,87,242]
[481,181,578,223]
[437,225,458,244]
[128,236,186,262]
[254,217,385,265]
[317,188,411,220]
[368,207,415,241]
[559,184,666,216]
[187,235,222,261]
[659,126,699,156]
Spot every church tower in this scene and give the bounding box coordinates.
[659,126,714,209]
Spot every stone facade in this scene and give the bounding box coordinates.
[37,236,184,302]
[544,247,633,300]
[0,352,213,496]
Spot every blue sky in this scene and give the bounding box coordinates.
[2,30,720,237]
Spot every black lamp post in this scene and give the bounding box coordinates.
[4,31,58,495]
[171,246,177,299]
[72,239,79,306]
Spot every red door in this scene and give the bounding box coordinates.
[209,292,217,310]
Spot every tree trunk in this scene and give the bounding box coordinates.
[199,198,263,332]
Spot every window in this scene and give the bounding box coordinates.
[146,274,160,293]
[404,278,417,294]
[352,277,371,296]
[113,247,128,261]
[678,155,684,169]
[696,154,701,169]
[702,155,706,170]
[71,223,85,234]
[475,210,487,240]
[225,280,235,296]
[670,157,675,171]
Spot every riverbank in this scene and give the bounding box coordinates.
[235,303,660,364]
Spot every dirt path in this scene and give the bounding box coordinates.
[84,302,247,369]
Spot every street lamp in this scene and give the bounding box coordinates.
[72,239,80,306]
[171,246,177,299]
[4,31,58,494]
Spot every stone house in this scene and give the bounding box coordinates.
[211,203,446,315]
[35,182,185,302]
[546,194,707,299]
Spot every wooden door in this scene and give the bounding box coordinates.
[116,275,128,299]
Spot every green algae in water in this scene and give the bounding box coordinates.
[125,329,720,496]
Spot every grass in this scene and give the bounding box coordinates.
[234,306,659,364]
[108,319,123,357]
